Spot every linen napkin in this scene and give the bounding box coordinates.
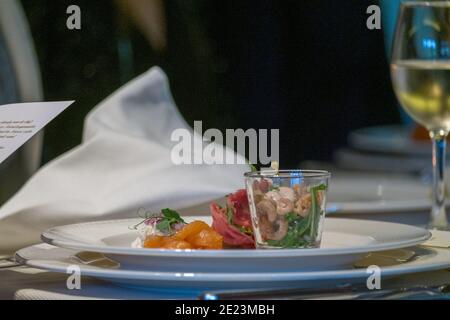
[0,67,248,255]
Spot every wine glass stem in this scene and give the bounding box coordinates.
[430,130,448,230]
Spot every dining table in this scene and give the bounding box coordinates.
[1,206,450,301]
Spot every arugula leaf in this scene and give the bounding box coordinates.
[285,212,298,223]
[155,208,186,233]
[161,208,185,223]
[226,207,234,225]
[314,184,328,191]
[296,215,312,238]
[267,184,327,248]
[225,205,254,236]
[267,228,309,248]
[267,212,309,248]
[239,226,253,235]
[156,220,172,233]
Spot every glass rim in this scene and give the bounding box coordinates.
[244,170,331,179]
[401,1,450,8]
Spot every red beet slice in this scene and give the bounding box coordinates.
[211,203,255,248]
[226,189,252,228]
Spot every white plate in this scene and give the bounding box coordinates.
[327,173,439,214]
[41,218,431,272]
[348,125,443,156]
[15,243,450,293]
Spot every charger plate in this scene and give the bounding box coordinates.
[15,243,450,293]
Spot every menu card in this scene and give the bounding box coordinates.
[0,101,74,164]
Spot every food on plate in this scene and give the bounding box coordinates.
[210,189,255,248]
[131,208,223,250]
[131,169,326,250]
[248,177,327,248]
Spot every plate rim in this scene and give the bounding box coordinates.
[326,173,450,214]
[15,244,450,283]
[327,200,445,214]
[41,218,431,258]
[348,125,433,156]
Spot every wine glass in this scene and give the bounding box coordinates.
[391,1,450,230]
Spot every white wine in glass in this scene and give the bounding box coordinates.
[391,60,450,131]
[391,2,450,230]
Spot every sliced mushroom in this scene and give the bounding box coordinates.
[259,215,272,239]
[258,179,270,193]
[265,191,281,203]
[253,179,270,193]
[276,198,294,216]
[278,187,296,202]
[254,193,264,204]
[266,218,288,241]
[257,200,277,223]
[253,188,264,203]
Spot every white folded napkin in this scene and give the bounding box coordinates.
[0,67,248,255]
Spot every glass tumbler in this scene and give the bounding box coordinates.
[245,170,330,249]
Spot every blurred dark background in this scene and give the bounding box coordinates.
[21,0,400,167]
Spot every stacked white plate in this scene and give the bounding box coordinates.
[15,216,447,294]
[348,125,448,157]
[326,172,450,226]
[327,124,450,221]
[337,125,450,174]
